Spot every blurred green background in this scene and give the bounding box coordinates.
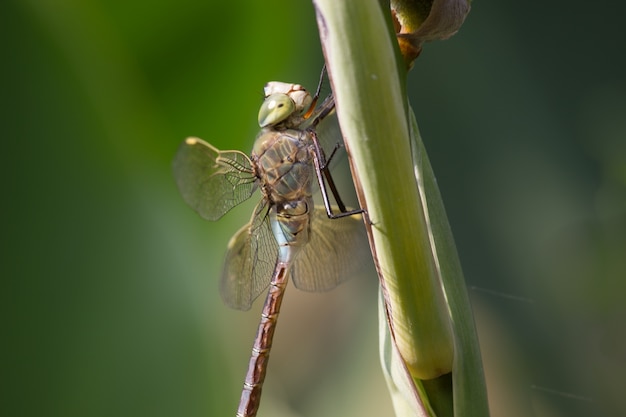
[3,1,625,416]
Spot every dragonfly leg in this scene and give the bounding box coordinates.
[312,64,327,104]
[305,68,336,125]
[303,65,329,120]
[321,142,343,169]
[310,134,365,219]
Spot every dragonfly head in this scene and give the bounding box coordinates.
[258,82,313,128]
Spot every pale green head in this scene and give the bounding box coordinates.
[258,82,313,128]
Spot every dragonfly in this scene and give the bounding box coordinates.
[173,76,367,417]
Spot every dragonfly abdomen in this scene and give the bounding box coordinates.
[237,262,290,417]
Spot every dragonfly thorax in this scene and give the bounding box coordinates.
[252,128,314,205]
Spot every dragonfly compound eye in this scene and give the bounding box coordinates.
[258,94,295,127]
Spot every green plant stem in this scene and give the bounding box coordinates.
[314,0,490,416]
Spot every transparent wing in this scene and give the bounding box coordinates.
[173,137,257,221]
[291,206,368,292]
[220,201,279,310]
[313,109,347,170]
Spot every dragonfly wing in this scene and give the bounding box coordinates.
[220,201,278,310]
[291,206,368,292]
[173,137,257,221]
[313,110,347,170]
